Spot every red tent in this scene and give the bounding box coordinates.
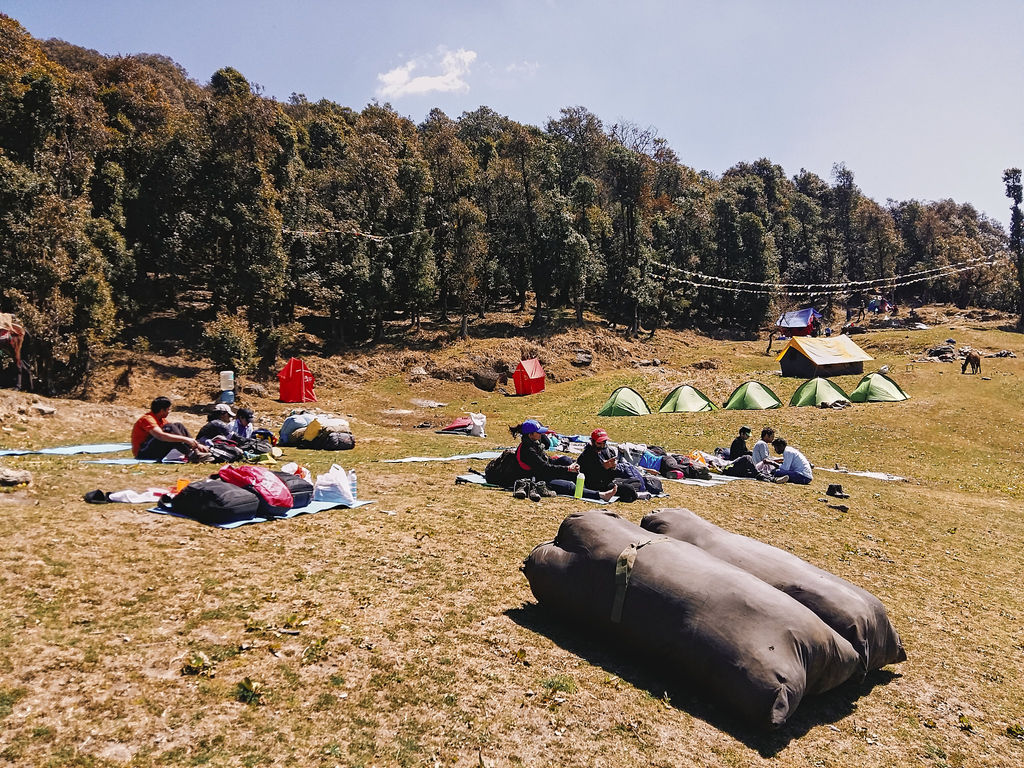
[513,358,545,396]
[277,358,317,403]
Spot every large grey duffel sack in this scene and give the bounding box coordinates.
[640,508,907,674]
[523,512,861,727]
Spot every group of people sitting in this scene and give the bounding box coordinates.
[726,425,814,485]
[131,397,256,461]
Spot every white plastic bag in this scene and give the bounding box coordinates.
[312,463,354,503]
[468,412,486,438]
[280,462,313,482]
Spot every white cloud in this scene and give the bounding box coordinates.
[505,60,540,77]
[376,47,477,99]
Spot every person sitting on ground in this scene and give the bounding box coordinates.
[132,396,208,460]
[752,427,780,474]
[770,437,813,485]
[196,403,235,444]
[229,407,255,440]
[510,420,615,501]
[578,429,644,501]
[729,426,752,460]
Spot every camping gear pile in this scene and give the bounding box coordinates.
[170,465,314,526]
[278,412,355,450]
[438,412,487,436]
[524,509,906,727]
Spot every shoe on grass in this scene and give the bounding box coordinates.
[774,475,789,484]
[512,479,529,499]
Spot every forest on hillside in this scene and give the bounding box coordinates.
[0,15,1019,390]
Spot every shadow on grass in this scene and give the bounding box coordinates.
[505,602,899,757]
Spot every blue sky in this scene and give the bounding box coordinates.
[5,0,1023,226]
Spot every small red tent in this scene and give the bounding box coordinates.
[277,358,317,403]
[513,358,545,396]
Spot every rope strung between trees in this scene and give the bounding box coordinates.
[655,254,999,291]
[282,226,436,242]
[660,258,1009,297]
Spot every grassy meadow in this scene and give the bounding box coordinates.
[1,315,1023,767]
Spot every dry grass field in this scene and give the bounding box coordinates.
[1,306,1023,767]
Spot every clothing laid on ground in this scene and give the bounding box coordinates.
[137,422,191,461]
[729,437,751,460]
[774,446,813,484]
[131,412,165,457]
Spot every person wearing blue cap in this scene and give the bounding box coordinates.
[508,419,616,501]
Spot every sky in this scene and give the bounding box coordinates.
[4,0,1023,226]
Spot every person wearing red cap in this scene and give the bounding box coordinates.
[577,428,641,501]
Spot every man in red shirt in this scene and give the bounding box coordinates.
[132,396,205,460]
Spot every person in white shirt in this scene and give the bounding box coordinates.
[770,437,813,485]
[229,407,255,440]
[751,427,780,474]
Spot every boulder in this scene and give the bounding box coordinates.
[571,350,593,367]
[0,467,32,486]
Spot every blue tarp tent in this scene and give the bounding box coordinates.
[776,308,823,337]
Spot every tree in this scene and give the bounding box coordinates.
[1004,168,1024,327]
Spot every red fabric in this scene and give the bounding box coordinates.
[131,413,166,456]
[513,358,545,395]
[440,416,472,431]
[277,358,317,402]
[219,465,294,509]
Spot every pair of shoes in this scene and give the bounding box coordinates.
[528,481,542,502]
[773,475,789,484]
[533,480,556,498]
[826,483,850,498]
[512,479,530,499]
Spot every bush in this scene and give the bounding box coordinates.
[202,316,258,375]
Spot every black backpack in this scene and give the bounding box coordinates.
[484,449,522,488]
[171,479,261,525]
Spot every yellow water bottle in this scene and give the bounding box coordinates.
[574,472,585,498]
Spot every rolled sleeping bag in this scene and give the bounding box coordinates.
[640,508,906,674]
[523,512,861,728]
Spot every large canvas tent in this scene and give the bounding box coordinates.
[790,377,851,407]
[848,372,910,403]
[597,386,651,416]
[659,384,718,413]
[722,381,782,410]
[776,334,873,378]
[776,308,823,337]
[513,358,546,395]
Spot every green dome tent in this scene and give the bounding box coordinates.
[722,381,783,410]
[659,384,718,413]
[597,386,652,416]
[848,372,910,403]
[789,377,851,407]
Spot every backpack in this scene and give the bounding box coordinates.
[484,449,523,488]
[310,431,355,451]
[171,479,261,526]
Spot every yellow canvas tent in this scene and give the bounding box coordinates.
[775,334,873,378]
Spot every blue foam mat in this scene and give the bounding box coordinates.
[1,442,132,456]
[146,498,376,528]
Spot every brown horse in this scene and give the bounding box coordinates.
[961,350,981,374]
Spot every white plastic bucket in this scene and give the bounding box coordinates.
[219,370,235,391]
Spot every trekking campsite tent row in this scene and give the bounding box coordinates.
[513,358,546,396]
[776,334,873,378]
[789,377,851,408]
[722,381,783,410]
[278,358,317,403]
[658,384,718,413]
[849,372,910,403]
[775,307,823,337]
[597,386,651,417]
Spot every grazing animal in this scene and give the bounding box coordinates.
[0,313,31,390]
[961,350,981,375]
